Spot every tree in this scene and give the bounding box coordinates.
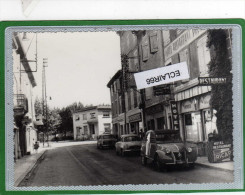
[58,107,73,138]
[207,29,233,143]
[34,97,43,116]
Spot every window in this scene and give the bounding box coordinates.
[103,111,110,118]
[149,33,158,53]
[90,112,96,119]
[179,49,190,82]
[197,34,211,76]
[83,114,87,120]
[147,119,155,130]
[142,42,149,61]
[162,31,170,46]
[145,88,152,101]
[127,90,131,111]
[133,89,138,108]
[84,126,88,135]
[177,30,184,35]
[75,115,80,121]
[157,117,165,130]
[76,127,81,135]
[104,123,111,132]
[168,115,173,129]
[185,114,192,125]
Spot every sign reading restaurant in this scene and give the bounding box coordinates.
[198,77,227,86]
[164,29,206,60]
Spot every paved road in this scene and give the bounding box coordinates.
[19,143,234,186]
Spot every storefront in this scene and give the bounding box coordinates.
[128,113,142,135]
[145,103,166,131]
[112,113,125,137]
[180,93,218,156]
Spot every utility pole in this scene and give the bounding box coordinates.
[42,58,48,147]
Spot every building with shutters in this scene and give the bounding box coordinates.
[72,105,112,140]
[108,29,232,156]
[12,32,39,160]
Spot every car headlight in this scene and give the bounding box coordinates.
[165,148,171,154]
[187,147,192,153]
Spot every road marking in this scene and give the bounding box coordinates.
[65,147,100,183]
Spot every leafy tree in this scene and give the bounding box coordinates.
[207,29,233,143]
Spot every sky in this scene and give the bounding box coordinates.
[26,32,121,109]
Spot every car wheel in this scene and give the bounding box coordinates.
[189,163,195,169]
[154,155,163,171]
[120,149,125,157]
[141,155,147,166]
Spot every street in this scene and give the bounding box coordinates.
[18,143,234,187]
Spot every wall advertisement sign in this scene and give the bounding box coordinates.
[164,29,206,60]
[207,141,232,163]
[129,113,142,123]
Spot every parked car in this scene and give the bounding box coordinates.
[97,134,117,149]
[115,134,141,156]
[141,130,197,171]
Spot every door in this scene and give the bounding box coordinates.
[185,112,203,142]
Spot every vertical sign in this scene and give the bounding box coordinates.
[170,101,180,130]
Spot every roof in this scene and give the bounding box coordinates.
[107,70,122,88]
[73,105,111,114]
[13,33,37,87]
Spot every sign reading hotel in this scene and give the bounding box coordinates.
[164,29,206,60]
[198,77,227,86]
[134,62,190,90]
[170,101,180,130]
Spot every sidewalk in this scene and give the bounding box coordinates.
[14,140,97,186]
[195,156,234,172]
[14,146,47,186]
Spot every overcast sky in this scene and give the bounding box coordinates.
[28,32,121,109]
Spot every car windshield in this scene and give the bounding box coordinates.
[155,133,181,143]
[124,136,140,142]
[102,135,114,139]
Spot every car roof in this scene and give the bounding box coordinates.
[121,134,139,138]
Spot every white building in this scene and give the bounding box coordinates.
[13,32,39,160]
[72,105,112,140]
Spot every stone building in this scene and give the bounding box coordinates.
[108,29,232,156]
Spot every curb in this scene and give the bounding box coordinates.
[195,162,234,173]
[15,150,47,187]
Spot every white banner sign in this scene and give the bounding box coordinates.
[134,62,190,90]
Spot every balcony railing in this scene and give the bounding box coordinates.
[13,94,28,115]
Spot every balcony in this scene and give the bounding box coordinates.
[13,94,28,116]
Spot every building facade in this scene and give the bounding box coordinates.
[72,105,112,140]
[13,32,39,160]
[108,29,232,156]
